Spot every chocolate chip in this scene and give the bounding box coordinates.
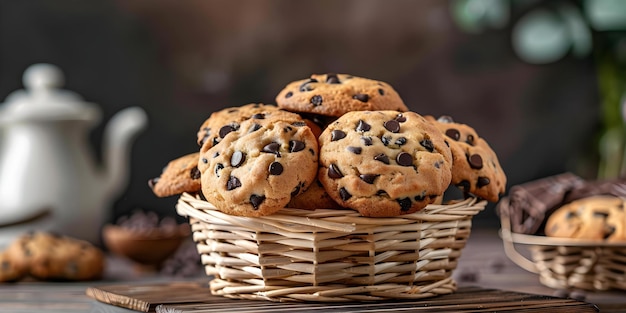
[347,146,362,154]
[395,114,406,122]
[420,139,434,152]
[477,177,490,187]
[339,187,352,201]
[219,124,237,138]
[438,115,454,123]
[148,177,159,189]
[359,174,378,184]
[190,167,201,179]
[445,129,460,141]
[378,88,385,96]
[328,164,344,178]
[396,152,413,166]
[353,93,369,102]
[291,185,301,197]
[374,153,390,164]
[398,198,412,211]
[361,137,373,146]
[262,142,281,156]
[250,123,262,132]
[299,78,318,92]
[285,91,293,98]
[310,95,323,106]
[593,211,609,218]
[414,194,426,201]
[251,113,265,119]
[250,194,265,209]
[395,137,407,145]
[292,121,306,127]
[384,119,400,133]
[456,180,470,191]
[356,120,371,132]
[466,134,475,145]
[213,152,220,158]
[231,151,245,167]
[227,176,241,190]
[326,73,340,84]
[215,163,224,177]
[289,140,305,152]
[331,130,347,141]
[468,154,483,169]
[382,136,391,146]
[269,162,284,175]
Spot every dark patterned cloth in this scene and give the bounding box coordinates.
[497,173,626,235]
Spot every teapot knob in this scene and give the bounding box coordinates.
[23,63,65,93]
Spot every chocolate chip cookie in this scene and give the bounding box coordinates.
[149,152,202,198]
[545,196,626,241]
[318,110,453,217]
[287,179,342,210]
[199,115,319,217]
[0,251,27,282]
[5,231,105,281]
[196,103,288,148]
[275,73,408,117]
[427,115,506,202]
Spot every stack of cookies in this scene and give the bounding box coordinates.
[149,73,506,218]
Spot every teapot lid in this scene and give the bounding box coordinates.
[0,63,101,123]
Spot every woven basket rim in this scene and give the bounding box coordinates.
[177,192,487,233]
[499,214,626,248]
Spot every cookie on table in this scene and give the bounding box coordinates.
[5,232,105,281]
[199,115,319,217]
[0,251,27,282]
[318,110,453,217]
[275,73,408,117]
[545,196,626,241]
[427,115,506,202]
[148,152,202,198]
[287,179,342,210]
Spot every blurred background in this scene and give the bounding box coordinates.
[1,0,621,229]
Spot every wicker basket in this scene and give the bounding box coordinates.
[176,193,486,302]
[500,213,626,291]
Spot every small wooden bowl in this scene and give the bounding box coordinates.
[102,223,191,272]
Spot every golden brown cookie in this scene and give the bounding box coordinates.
[149,152,202,198]
[5,232,105,281]
[287,179,342,210]
[0,251,28,282]
[196,103,294,148]
[545,196,626,241]
[275,73,408,117]
[199,114,319,217]
[318,110,452,217]
[427,115,506,202]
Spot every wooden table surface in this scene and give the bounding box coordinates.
[1,228,624,312]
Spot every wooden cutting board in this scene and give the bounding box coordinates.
[86,282,599,313]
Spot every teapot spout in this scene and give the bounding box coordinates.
[102,106,148,198]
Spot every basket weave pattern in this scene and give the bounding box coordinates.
[530,245,626,291]
[177,193,486,302]
[500,214,626,291]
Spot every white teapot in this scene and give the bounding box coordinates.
[0,64,147,247]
